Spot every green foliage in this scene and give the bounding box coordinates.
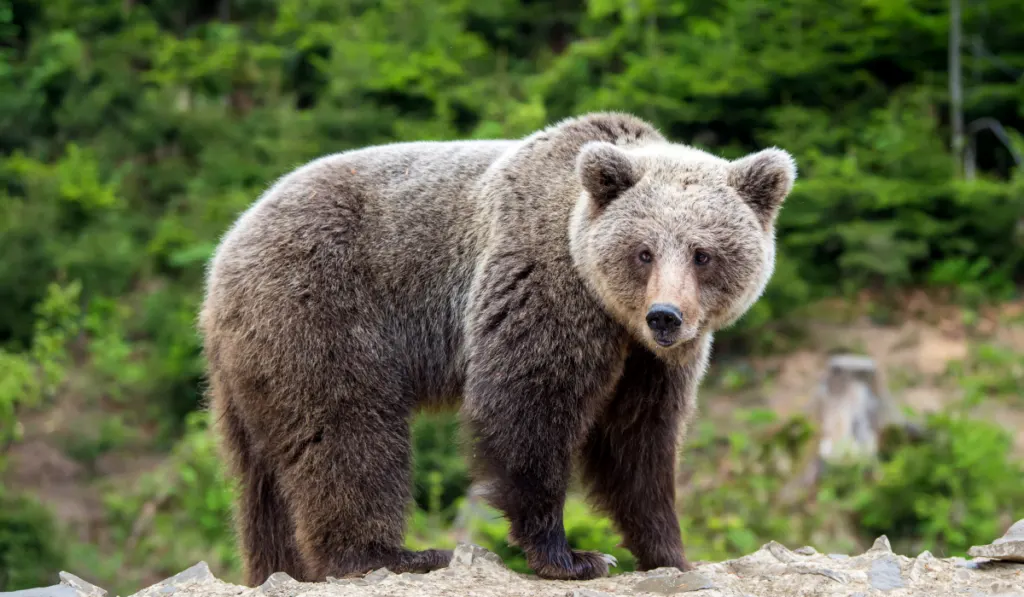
[101,412,240,589]
[946,342,1024,406]
[847,411,1024,555]
[61,414,142,468]
[0,283,79,591]
[0,490,66,591]
[677,409,827,561]
[411,412,470,520]
[0,282,81,449]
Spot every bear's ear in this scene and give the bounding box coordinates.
[728,148,797,227]
[576,141,639,209]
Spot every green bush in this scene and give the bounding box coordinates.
[101,412,240,590]
[677,409,833,561]
[0,490,66,591]
[411,412,470,521]
[0,283,78,590]
[848,411,1024,556]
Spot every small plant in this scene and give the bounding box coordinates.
[101,412,240,592]
[0,282,82,447]
[945,343,1024,407]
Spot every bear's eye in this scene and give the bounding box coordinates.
[694,250,711,266]
[638,249,654,264]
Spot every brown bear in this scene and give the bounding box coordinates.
[199,112,796,585]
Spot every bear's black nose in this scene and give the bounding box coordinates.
[646,304,683,333]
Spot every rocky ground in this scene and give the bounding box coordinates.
[12,521,1024,597]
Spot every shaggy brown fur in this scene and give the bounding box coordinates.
[199,112,796,585]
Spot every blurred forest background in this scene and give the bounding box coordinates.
[2,0,1024,593]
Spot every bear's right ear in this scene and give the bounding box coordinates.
[576,141,639,209]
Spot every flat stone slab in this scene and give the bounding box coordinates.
[632,571,715,594]
[969,520,1024,563]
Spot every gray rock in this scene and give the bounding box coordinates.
[259,572,297,592]
[125,562,217,597]
[19,531,1024,597]
[909,552,938,581]
[724,555,784,579]
[827,553,850,561]
[326,577,369,587]
[363,568,392,583]
[794,546,818,556]
[989,581,1022,593]
[396,573,426,583]
[869,555,906,591]
[968,519,1024,563]
[789,564,847,584]
[995,520,1024,544]
[632,571,714,594]
[58,573,106,597]
[158,562,215,588]
[451,543,505,568]
[867,535,893,553]
[765,541,798,563]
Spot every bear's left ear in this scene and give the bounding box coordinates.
[576,141,640,209]
[728,148,797,228]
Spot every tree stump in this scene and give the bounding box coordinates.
[812,354,902,465]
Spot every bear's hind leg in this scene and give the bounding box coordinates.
[276,392,453,580]
[213,392,305,585]
[238,458,306,584]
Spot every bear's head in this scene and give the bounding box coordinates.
[569,140,796,356]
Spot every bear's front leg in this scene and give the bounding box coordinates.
[463,259,626,580]
[581,344,707,572]
[472,431,614,581]
[464,369,618,580]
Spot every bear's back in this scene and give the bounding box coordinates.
[207,139,514,302]
[201,139,517,403]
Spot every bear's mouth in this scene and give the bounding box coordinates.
[649,324,699,349]
[653,334,678,348]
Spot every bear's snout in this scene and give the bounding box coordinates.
[646,303,684,346]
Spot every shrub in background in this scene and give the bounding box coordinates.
[0,490,66,591]
[849,410,1024,556]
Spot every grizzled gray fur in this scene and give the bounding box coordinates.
[199,112,796,585]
